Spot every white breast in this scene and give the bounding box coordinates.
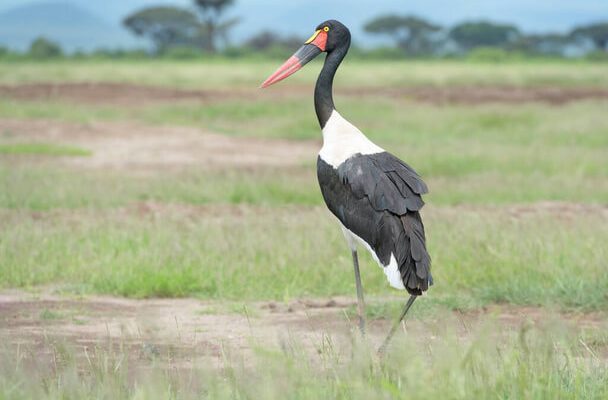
[318,110,384,168]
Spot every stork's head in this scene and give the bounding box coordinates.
[261,20,351,88]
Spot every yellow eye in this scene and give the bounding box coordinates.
[323,26,330,32]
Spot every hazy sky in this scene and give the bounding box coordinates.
[0,0,606,43]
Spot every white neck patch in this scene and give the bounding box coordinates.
[319,110,384,168]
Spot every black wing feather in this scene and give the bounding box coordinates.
[317,152,433,295]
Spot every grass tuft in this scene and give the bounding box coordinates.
[1,207,606,311]
[0,143,91,157]
[1,324,606,399]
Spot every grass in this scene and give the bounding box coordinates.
[1,206,606,311]
[1,59,607,398]
[0,60,607,307]
[1,323,606,399]
[3,160,607,210]
[0,166,319,210]
[0,59,607,88]
[39,309,63,320]
[3,94,608,145]
[1,97,607,207]
[0,143,91,156]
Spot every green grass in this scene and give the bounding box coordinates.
[1,206,606,311]
[3,93,608,145]
[38,309,63,320]
[0,59,607,88]
[2,160,607,211]
[1,323,606,399]
[1,58,607,400]
[0,166,319,210]
[0,143,91,156]
[1,97,607,207]
[0,60,606,308]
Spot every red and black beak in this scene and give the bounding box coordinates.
[260,29,328,88]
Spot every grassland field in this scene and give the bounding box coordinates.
[0,59,607,398]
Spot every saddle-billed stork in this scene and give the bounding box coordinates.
[261,20,432,352]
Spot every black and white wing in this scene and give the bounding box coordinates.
[317,151,432,295]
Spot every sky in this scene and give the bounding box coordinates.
[0,0,606,46]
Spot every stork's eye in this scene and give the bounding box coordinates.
[323,26,330,32]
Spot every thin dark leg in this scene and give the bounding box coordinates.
[351,250,365,335]
[378,295,417,355]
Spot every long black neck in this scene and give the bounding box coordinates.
[314,44,349,129]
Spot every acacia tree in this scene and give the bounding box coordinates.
[123,7,201,53]
[571,22,608,51]
[364,15,441,56]
[449,21,520,51]
[193,0,239,52]
[29,37,62,59]
[123,1,239,54]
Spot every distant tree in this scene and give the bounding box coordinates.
[364,15,441,56]
[245,31,301,51]
[123,7,201,54]
[29,37,62,58]
[193,0,239,52]
[571,22,608,51]
[449,21,520,51]
[512,34,573,56]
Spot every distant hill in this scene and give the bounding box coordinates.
[0,1,143,51]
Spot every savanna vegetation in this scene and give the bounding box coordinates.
[1,57,607,398]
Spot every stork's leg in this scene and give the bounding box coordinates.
[351,250,365,335]
[378,294,417,355]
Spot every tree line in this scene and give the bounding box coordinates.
[1,0,606,60]
[363,15,607,58]
[119,1,607,59]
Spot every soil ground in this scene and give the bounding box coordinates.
[1,289,605,370]
[0,118,319,170]
[2,82,608,105]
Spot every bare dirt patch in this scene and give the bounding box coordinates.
[0,83,232,106]
[3,202,605,231]
[2,82,608,106]
[367,86,608,105]
[437,201,608,220]
[0,118,319,170]
[1,290,605,370]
